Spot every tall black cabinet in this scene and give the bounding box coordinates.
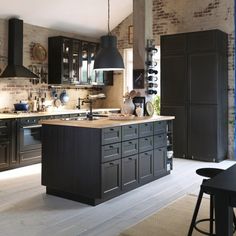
[161,30,228,162]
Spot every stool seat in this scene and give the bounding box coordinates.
[196,168,224,179]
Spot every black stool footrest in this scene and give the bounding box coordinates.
[194,218,215,236]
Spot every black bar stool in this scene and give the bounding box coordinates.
[188,168,236,236]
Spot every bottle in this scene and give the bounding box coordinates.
[146,47,158,53]
[148,69,158,74]
[147,89,157,95]
[147,76,158,82]
[32,97,37,112]
[145,61,157,67]
[148,83,158,88]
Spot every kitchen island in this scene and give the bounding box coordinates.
[41,115,174,205]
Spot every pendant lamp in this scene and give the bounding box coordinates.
[94,0,125,71]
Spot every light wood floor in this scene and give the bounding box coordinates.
[0,158,235,236]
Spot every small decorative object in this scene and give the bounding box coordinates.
[122,98,135,115]
[133,69,145,89]
[145,101,154,116]
[109,114,135,120]
[133,96,146,116]
[135,105,143,117]
[32,43,47,62]
[122,90,137,115]
[60,90,70,104]
[153,95,160,115]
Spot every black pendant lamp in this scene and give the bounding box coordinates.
[94,0,125,71]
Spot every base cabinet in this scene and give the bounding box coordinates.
[122,155,139,191]
[139,151,154,184]
[42,119,173,205]
[0,142,10,169]
[154,147,167,177]
[102,160,121,198]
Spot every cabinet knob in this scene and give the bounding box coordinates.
[110,128,114,131]
[109,145,114,149]
[129,141,133,144]
[109,162,114,166]
[128,157,133,160]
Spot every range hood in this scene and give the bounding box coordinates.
[0,18,39,78]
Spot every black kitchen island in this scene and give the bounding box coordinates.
[41,115,174,205]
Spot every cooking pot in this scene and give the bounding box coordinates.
[60,90,69,104]
[14,102,29,111]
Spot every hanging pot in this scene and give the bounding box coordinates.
[60,90,69,104]
[14,102,29,111]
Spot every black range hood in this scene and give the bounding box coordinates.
[0,18,38,78]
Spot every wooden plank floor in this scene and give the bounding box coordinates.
[0,158,235,236]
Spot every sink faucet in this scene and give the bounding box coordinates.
[81,98,93,120]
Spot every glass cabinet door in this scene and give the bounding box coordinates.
[71,40,81,84]
[62,39,71,83]
[90,43,104,84]
[81,42,89,84]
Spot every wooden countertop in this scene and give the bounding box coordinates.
[0,108,120,119]
[41,115,175,129]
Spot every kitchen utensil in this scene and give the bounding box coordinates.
[60,90,69,104]
[14,102,29,111]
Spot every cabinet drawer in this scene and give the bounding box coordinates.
[154,134,167,148]
[154,121,166,134]
[101,143,121,163]
[139,122,153,137]
[102,127,121,145]
[122,124,138,141]
[139,136,153,153]
[122,139,139,157]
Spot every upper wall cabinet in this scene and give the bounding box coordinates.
[48,36,104,85]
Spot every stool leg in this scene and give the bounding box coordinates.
[188,188,204,236]
[233,211,236,230]
[210,194,214,235]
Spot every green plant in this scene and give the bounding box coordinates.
[152,95,160,115]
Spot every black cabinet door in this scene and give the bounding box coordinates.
[188,105,217,161]
[189,52,218,104]
[0,142,10,170]
[122,155,139,191]
[161,105,187,158]
[139,151,153,184]
[153,147,167,177]
[102,159,121,198]
[161,55,187,105]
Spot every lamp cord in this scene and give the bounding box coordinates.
[108,0,111,35]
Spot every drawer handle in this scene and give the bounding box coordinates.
[145,138,148,141]
[129,126,132,129]
[129,141,133,144]
[109,145,114,148]
[159,135,162,138]
[109,162,114,166]
[145,153,149,156]
[128,157,133,160]
[110,128,114,131]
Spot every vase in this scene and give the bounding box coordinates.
[122,98,135,115]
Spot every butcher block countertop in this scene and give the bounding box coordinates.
[41,115,175,129]
[0,108,120,119]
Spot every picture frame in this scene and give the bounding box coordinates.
[128,25,133,44]
[133,69,144,89]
